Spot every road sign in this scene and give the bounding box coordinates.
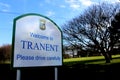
[12,13,62,68]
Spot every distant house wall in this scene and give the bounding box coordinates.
[64,49,79,58]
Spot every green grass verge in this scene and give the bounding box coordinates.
[63,55,120,66]
[0,60,11,64]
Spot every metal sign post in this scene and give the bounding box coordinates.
[55,67,58,80]
[16,69,21,80]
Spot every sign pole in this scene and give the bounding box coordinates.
[55,67,58,80]
[16,69,21,80]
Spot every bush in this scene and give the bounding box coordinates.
[63,53,71,59]
[0,44,11,62]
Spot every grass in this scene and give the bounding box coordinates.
[63,54,120,66]
[63,55,120,73]
[0,60,10,64]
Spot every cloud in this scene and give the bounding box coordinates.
[45,0,57,4]
[65,0,80,10]
[60,5,66,8]
[0,2,10,7]
[0,2,10,12]
[45,0,52,3]
[46,11,55,17]
[65,0,98,10]
[80,0,96,6]
[70,3,80,9]
[101,0,120,3]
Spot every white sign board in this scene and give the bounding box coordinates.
[12,13,62,68]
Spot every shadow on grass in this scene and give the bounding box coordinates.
[0,64,120,80]
[59,57,120,80]
[59,63,120,80]
[62,56,120,73]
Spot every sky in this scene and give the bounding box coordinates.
[0,0,120,46]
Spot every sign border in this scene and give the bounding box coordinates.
[11,13,63,69]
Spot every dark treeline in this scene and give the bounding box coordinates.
[0,44,11,62]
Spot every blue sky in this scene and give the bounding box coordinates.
[0,0,120,46]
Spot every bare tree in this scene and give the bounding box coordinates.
[62,2,120,63]
[111,12,120,53]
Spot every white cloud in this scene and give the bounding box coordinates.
[102,0,120,3]
[80,0,96,6]
[65,0,80,10]
[93,0,120,4]
[45,0,57,4]
[0,2,10,7]
[46,11,55,17]
[65,0,97,10]
[70,3,80,9]
[45,0,52,3]
[0,2,10,12]
[65,0,120,10]
[60,5,66,8]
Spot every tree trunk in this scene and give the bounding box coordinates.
[108,52,112,60]
[103,53,111,63]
